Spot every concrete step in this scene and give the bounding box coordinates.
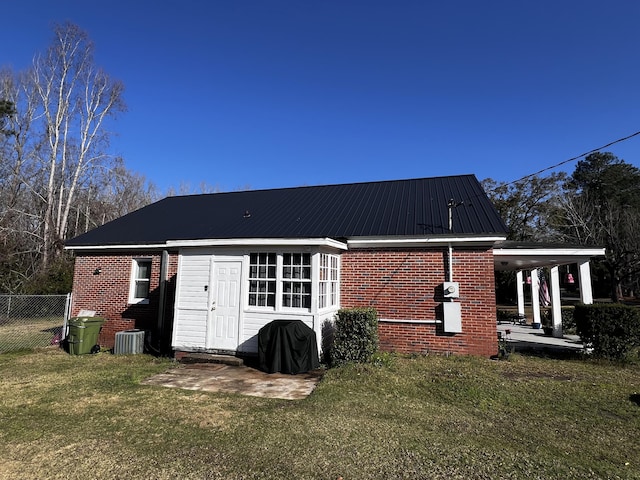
[179,353,244,367]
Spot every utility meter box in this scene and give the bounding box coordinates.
[443,302,462,333]
[443,281,460,298]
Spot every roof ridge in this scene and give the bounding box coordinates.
[169,174,478,199]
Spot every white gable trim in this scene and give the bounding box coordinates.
[67,237,348,252]
[166,237,348,250]
[65,243,170,251]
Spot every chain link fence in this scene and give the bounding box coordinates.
[0,294,72,353]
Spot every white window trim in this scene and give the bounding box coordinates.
[247,252,277,309]
[281,252,312,310]
[245,250,319,314]
[318,252,340,311]
[129,258,152,305]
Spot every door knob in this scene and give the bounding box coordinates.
[211,301,216,311]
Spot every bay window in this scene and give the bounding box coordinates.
[247,251,338,311]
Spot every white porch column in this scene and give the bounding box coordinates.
[579,261,594,304]
[550,265,563,337]
[530,268,541,326]
[516,270,525,318]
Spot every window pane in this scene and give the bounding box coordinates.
[249,293,257,306]
[268,266,276,278]
[135,281,149,299]
[137,262,151,279]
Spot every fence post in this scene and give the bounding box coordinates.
[62,293,72,339]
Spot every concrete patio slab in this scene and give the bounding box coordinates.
[497,322,584,353]
[141,363,324,400]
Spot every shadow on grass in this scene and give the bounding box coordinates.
[508,343,587,360]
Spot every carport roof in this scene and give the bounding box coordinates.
[493,240,606,271]
[66,175,508,248]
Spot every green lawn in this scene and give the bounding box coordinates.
[0,348,639,479]
[0,317,63,353]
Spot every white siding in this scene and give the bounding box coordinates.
[173,253,212,349]
[176,254,210,310]
[173,310,207,348]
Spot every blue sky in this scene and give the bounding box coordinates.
[2,1,640,193]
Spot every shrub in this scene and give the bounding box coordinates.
[561,306,576,334]
[330,307,378,367]
[574,304,640,360]
[496,309,513,324]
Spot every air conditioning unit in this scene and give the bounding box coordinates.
[443,281,460,298]
[114,329,145,355]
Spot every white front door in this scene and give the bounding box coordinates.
[207,260,242,351]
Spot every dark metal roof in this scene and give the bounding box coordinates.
[66,175,508,247]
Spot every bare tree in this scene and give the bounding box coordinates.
[31,22,126,268]
[0,23,160,293]
[0,70,45,292]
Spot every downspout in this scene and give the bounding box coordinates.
[154,250,169,354]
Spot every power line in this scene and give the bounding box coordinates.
[504,129,640,186]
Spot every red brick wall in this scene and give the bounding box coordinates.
[340,247,497,356]
[71,246,497,356]
[70,251,178,348]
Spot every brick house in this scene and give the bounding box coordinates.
[66,175,509,357]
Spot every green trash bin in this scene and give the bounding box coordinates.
[67,317,105,355]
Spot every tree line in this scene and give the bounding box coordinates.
[1,23,227,294]
[483,151,640,302]
[0,23,159,293]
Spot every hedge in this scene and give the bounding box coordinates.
[330,307,379,367]
[574,303,640,360]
